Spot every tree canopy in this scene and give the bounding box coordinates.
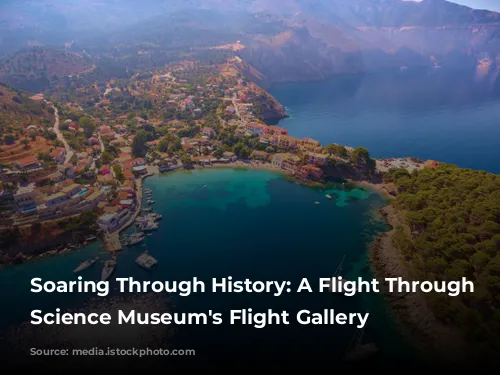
[384,164,500,347]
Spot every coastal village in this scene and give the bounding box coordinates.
[0,59,431,269]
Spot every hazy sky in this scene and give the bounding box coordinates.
[449,1,500,11]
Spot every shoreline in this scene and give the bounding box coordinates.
[369,194,468,367]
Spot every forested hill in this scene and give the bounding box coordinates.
[384,164,500,352]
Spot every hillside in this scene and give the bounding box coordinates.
[3,0,500,86]
[0,84,55,164]
[0,48,94,92]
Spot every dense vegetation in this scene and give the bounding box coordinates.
[384,164,500,349]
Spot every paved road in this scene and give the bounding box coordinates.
[50,103,74,164]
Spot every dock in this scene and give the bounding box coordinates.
[103,232,122,252]
[135,252,158,269]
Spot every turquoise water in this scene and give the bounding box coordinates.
[270,69,500,173]
[0,168,412,366]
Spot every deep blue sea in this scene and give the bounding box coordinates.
[0,169,413,367]
[270,69,500,174]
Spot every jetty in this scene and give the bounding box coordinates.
[136,251,158,269]
[102,168,155,253]
[103,232,122,252]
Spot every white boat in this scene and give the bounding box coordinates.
[314,201,320,204]
[142,208,152,212]
[139,221,159,231]
[73,257,98,273]
[125,232,145,246]
[203,185,207,188]
[150,213,162,220]
[147,199,155,205]
[136,251,158,269]
[101,258,116,281]
[326,194,332,200]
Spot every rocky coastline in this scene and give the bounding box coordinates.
[369,192,469,368]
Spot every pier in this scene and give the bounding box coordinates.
[102,168,156,253]
[103,232,121,252]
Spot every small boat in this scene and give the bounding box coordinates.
[73,257,98,273]
[85,235,97,241]
[326,194,332,200]
[135,251,158,270]
[125,232,145,246]
[147,199,155,205]
[150,213,162,220]
[203,185,207,188]
[343,327,378,361]
[139,221,159,231]
[314,201,320,204]
[144,188,152,193]
[142,208,152,212]
[101,258,116,281]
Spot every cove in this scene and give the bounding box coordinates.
[0,168,413,367]
[270,69,500,173]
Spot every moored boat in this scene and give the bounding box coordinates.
[73,257,99,273]
[101,258,116,281]
[147,199,155,205]
[125,232,145,246]
[326,194,332,200]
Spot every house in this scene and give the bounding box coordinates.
[282,155,301,173]
[300,165,324,181]
[88,137,99,146]
[118,191,132,201]
[110,138,126,147]
[16,155,41,170]
[97,209,130,233]
[99,125,115,139]
[301,138,322,150]
[271,154,284,169]
[119,199,134,209]
[250,150,268,161]
[68,123,78,131]
[132,165,148,175]
[100,165,111,175]
[306,152,329,166]
[203,127,215,138]
[58,164,75,179]
[84,190,104,207]
[14,183,37,209]
[182,142,195,154]
[264,126,288,136]
[123,168,135,180]
[50,147,66,164]
[44,192,68,207]
[61,183,81,197]
[245,123,266,136]
[47,171,64,183]
[223,152,237,162]
[97,174,114,184]
[275,135,298,150]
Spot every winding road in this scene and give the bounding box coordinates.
[50,103,74,164]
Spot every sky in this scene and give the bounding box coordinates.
[449,1,500,11]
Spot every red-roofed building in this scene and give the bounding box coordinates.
[203,127,215,138]
[100,165,111,175]
[264,125,288,136]
[123,168,135,180]
[16,155,41,170]
[299,165,324,181]
[245,123,266,136]
[50,147,66,164]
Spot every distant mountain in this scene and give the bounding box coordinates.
[3,0,500,85]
